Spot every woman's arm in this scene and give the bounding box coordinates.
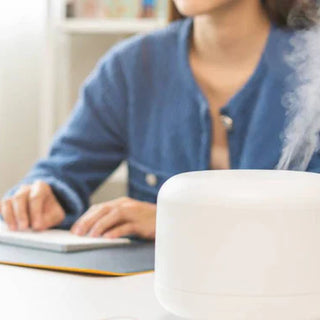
[2,47,128,229]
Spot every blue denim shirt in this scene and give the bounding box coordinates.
[7,19,320,227]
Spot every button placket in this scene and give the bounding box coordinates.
[198,98,212,170]
[220,115,233,131]
[145,173,158,187]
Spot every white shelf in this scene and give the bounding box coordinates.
[57,18,167,34]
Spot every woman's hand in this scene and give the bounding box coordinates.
[0,181,65,231]
[71,197,156,240]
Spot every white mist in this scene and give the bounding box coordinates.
[277,4,320,170]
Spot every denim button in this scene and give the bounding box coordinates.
[220,115,233,131]
[145,173,158,187]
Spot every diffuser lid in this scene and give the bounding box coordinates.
[157,170,320,210]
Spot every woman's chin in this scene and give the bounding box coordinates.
[173,0,230,17]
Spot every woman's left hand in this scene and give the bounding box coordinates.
[70,197,156,240]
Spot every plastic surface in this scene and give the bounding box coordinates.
[0,225,130,253]
[155,170,320,319]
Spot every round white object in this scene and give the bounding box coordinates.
[154,170,320,320]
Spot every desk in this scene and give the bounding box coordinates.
[0,265,181,320]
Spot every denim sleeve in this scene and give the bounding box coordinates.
[3,48,128,228]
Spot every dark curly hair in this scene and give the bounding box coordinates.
[169,0,319,30]
[265,0,319,28]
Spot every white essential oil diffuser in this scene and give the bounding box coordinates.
[154,170,320,320]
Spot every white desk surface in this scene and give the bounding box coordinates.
[0,265,182,320]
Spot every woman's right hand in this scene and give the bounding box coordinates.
[0,181,65,231]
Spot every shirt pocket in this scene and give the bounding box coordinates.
[128,159,172,203]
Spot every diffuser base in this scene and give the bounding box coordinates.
[155,284,320,320]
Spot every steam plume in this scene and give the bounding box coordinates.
[277,2,320,170]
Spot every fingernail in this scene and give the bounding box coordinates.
[73,226,83,236]
[9,225,17,231]
[33,221,41,229]
[18,222,28,230]
[88,231,99,238]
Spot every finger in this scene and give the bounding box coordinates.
[43,206,65,229]
[71,205,110,236]
[12,185,31,230]
[103,223,135,239]
[88,208,127,238]
[71,198,127,236]
[1,199,17,231]
[29,181,49,230]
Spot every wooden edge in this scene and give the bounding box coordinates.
[0,261,154,277]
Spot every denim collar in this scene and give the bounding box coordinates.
[178,18,275,118]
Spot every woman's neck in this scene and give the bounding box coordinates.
[192,0,271,66]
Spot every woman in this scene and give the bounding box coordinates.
[1,0,318,239]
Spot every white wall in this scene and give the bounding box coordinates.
[0,1,45,196]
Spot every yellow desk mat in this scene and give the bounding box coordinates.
[0,241,155,276]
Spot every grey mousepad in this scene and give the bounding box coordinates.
[0,240,155,276]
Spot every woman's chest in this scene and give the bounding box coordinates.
[196,72,255,170]
[129,81,285,171]
[127,91,286,204]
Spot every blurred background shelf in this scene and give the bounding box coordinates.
[58,18,167,34]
